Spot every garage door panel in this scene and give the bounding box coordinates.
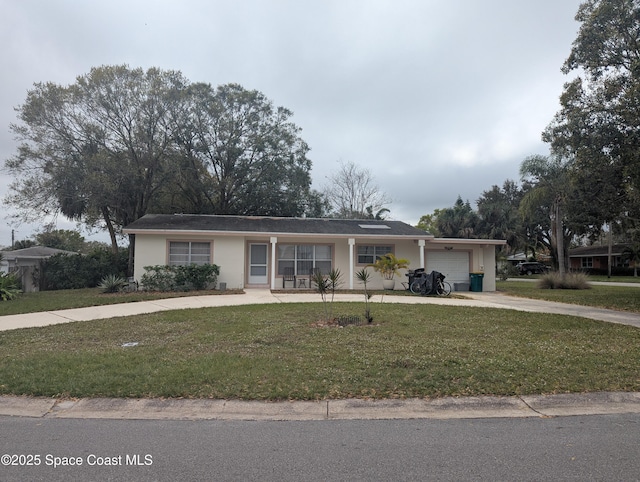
[426,251,469,284]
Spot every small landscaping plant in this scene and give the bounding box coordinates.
[498,263,519,281]
[370,253,410,280]
[311,268,343,322]
[0,273,21,301]
[537,272,591,290]
[355,267,374,323]
[98,274,129,293]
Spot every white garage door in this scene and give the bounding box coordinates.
[426,251,469,285]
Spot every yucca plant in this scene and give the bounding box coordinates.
[0,273,21,301]
[311,268,343,322]
[355,267,373,323]
[98,274,128,293]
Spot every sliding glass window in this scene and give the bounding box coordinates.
[277,245,332,276]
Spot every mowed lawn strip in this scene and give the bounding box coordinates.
[497,281,640,313]
[1,303,639,400]
[0,288,243,316]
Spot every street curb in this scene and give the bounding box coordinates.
[2,392,640,421]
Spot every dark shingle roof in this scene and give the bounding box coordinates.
[569,244,629,257]
[124,214,432,238]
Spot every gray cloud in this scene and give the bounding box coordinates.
[0,0,582,247]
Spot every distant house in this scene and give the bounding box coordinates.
[123,214,506,292]
[569,244,630,273]
[0,246,78,292]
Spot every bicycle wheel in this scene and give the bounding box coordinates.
[438,281,451,296]
[410,280,422,294]
[435,281,450,296]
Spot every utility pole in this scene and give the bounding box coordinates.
[11,229,15,250]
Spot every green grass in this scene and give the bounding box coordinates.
[587,275,640,283]
[1,303,639,400]
[497,281,640,313]
[0,288,242,316]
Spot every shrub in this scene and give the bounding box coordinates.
[141,264,220,291]
[0,273,21,301]
[174,264,220,291]
[498,263,519,281]
[98,274,129,293]
[537,272,592,290]
[40,248,129,290]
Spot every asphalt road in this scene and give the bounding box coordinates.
[2,414,639,481]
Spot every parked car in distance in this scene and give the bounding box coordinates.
[516,262,548,275]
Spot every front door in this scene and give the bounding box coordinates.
[248,243,269,285]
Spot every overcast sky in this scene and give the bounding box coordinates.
[0,0,583,248]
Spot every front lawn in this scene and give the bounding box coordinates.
[1,303,638,400]
[497,281,640,313]
[0,288,242,316]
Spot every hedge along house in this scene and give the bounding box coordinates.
[123,214,506,292]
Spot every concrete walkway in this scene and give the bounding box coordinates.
[1,288,639,421]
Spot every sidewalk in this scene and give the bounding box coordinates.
[2,392,640,421]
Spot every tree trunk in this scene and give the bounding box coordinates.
[607,222,613,278]
[101,206,119,255]
[128,233,135,278]
[556,201,565,276]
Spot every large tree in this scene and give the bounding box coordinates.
[476,180,528,254]
[543,0,640,235]
[173,83,321,216]
[435,196,479,239]
[5,66,320,272]
[5,65,189,258]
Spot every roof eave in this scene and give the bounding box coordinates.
[428,238,507,246]
[123,228,434,239]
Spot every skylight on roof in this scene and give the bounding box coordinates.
[358,224,391,229]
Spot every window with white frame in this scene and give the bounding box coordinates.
[277,244,332,276]
[357,245,393,264]
[168,241,211,266]
[581,257,593,269]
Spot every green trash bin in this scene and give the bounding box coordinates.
[469,272,484,292]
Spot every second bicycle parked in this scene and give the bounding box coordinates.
[407,270,451,296]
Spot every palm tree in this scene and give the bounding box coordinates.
[623,243,640,277]
[519,154,571,275]
[436,196,479,238]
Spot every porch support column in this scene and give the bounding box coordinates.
[270,236,277,290]
[348,238,355,289]
[418,239,426,269]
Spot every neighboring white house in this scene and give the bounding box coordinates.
[0,246,79,292]
[123,214,506,292]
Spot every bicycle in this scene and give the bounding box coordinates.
[409,271,451,296]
